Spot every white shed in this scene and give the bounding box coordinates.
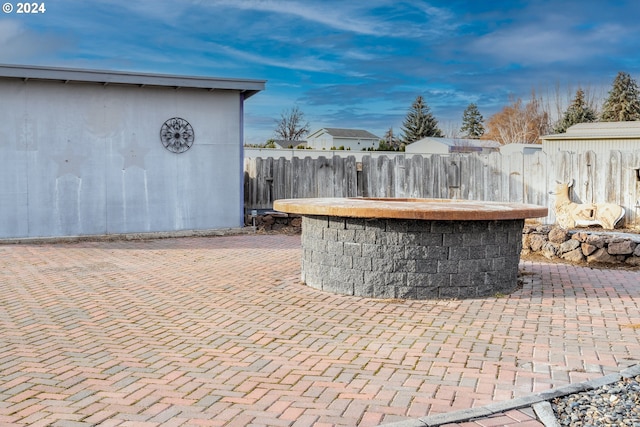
[541,121,640,153]
[499,143,543,156]
[0,64,265,239]
[405,137,500,154]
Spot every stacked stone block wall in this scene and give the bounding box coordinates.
[301,215,524,299]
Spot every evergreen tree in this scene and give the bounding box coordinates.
[553,88,597,133]
[601,71,640,122]
[460,103,485,138]
[381,127,401,151]
[401,96,443,144]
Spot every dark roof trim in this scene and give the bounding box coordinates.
[0,64,266,98]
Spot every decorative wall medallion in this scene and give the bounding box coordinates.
[160,117,194,153]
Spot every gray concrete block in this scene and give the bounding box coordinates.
[395,286,417,299]
[394,259,417,273]
[430,221,453,233]
[345,218,366,230]
[362,243,385,258]
[352,256,372,271]
[337,229,356,242]
[422,232,444,246]
[443,233,464,246]
[354,229,377,244]
[328,217,346,229]
[439,286,460,299]
[354,281,374,297]
[326,240,344,255]
[405,246,428,259]
[386,220,408,233]
[323,228,338,241]
[416,286,440,299]
[372,260,395,273]
[343,242,362,257]
[427,246,448,260]
[448,246,469,261]
[437,260,459,274]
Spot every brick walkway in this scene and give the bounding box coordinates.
[0,234,639,426]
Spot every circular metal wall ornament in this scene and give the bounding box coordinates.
[160,117,194,153]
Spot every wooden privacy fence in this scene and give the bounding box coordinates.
[244,150,640,226]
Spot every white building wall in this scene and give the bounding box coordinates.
[542,138,640,154]
[0,80,244,238]
[405,140,449,154]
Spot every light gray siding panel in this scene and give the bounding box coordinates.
[1,78,245,239]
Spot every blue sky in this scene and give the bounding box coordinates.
[1,0,639,144]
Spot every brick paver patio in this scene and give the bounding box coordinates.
[0,233,639,426]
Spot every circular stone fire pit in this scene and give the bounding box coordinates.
[273,197,548,299]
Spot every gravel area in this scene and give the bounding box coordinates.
[552,376,640,426]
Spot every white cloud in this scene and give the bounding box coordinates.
[0,21,67,63]
[469,22,625,66]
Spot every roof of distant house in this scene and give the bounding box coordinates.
[309,128,380,139]
[273,140,307,148]
[0,64,265,98]
[414,137,501,148]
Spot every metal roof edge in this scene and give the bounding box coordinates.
[541,134,640,141]
[0,64,266,97]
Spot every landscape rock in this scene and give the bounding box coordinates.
[529,234,546,252]
[587,248,622,264]
[581,243,598,256]
[561,248,585,263]
[608,240,637,255]
[548,227,570,243]
[535,225,553,234]
[559,239,580,254]
[626,257,640,266]
[586,234,607,248]
[542,242,559,259]
[572,231,589,243]
[262,215,275,225]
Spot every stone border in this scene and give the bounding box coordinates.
[522,225,640,266]
[377,364,640,427]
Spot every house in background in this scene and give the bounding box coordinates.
[0,64,264,239]
[306,128,380,150]
[405,137,500,155]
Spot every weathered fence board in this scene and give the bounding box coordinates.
[244,151,640,226]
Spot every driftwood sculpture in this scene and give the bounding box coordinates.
[551,181,625,230]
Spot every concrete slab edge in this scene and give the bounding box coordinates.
[377,364,639,427]
[0,227,253,245]
[532,402,561,427]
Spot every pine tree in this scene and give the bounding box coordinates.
[380,127,401,151]
[401,96,443,144]
[553,88,597,133]
[460,103,485,138]
[601,71,640,122]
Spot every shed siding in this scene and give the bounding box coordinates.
[0,79,245,239]
[543,139,640,154]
